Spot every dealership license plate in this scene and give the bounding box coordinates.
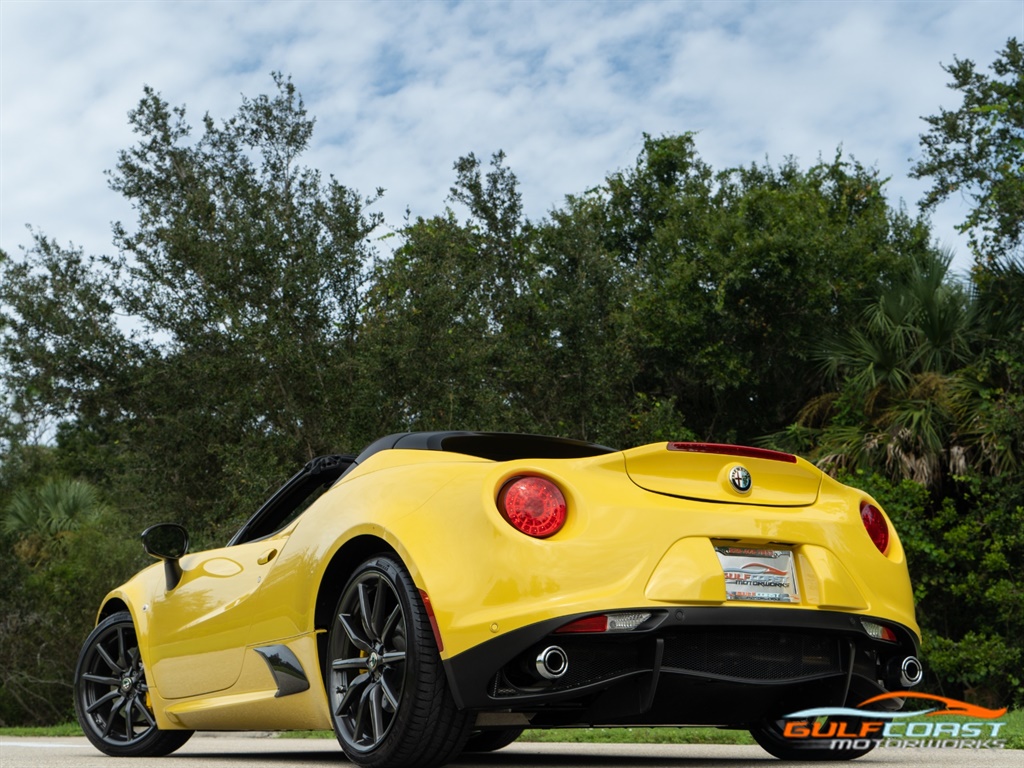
[714,546,800,603]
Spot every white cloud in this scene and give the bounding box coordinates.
[2,0,1021,275]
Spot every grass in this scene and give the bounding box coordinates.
[520,727,754,745]
[4,711,1021,748]
[0,722,82,737]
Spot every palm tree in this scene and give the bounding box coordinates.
[3,476,112,567]
[804,248,976,486]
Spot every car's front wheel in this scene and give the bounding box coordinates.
[327,555,471,768]
[74,611,193,757]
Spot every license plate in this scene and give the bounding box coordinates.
[714,546,800,603]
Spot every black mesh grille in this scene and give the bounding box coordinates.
[662,631,842,680]
[488,630,844,699]
[554,642,641,689]
[490,641,642,697]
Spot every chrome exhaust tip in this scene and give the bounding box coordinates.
[535,646,568,680]
[899,656,923,687]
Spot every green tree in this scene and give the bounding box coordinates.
[911,38,1024,262]
[953,255,1024,476]
[1,74,381,540]
[529,192,644,443]
[359,152,544,436]
[595,135,926,442]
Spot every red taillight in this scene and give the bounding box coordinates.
[497,476,567,538]
[667,442,797,464]
[860,502,890,554]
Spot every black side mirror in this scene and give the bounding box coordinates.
[141,523,189,590]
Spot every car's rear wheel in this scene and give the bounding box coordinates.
[750,717,876,761]
[327,555,471,768]
[74,611,193,757]
[463,727,525,753]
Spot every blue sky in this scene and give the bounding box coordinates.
[2,0,1021,276]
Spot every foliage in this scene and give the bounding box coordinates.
[0,485,142,726]
[843,470,1024,707]
[797,248,977,487]
[1,74,381,543]
[596,135,926,443]
[3,476,113,568]
[911,38,1024,262]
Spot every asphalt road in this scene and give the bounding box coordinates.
[1,735,1020,768]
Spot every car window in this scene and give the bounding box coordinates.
[228,455,354,546]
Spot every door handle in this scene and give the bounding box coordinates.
[257,548,278,565]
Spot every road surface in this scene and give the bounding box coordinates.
[0,735,1019,767]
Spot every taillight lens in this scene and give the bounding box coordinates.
[861,620,898,642]
[667,442,797,463]
[860,502,889,554]
[555,612,652,634]
[497,476,567,538]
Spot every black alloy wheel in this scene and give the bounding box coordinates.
[74,611,193,757]
[327,556,470,768]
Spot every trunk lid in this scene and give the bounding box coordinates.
[623,442,821,506]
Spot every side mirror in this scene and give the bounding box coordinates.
[141,523,189,590]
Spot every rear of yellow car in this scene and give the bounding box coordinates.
[378,440,922,756]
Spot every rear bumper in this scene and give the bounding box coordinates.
[443,606,920,726]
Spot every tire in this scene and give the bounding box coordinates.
[750,717,876,761]
[463,727,525,753]
[326,556,471,768]
[74,611,193,757]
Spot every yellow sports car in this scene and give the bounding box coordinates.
[74,432,922,765]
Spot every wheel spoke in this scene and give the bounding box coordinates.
[123,698,135,740]
[100,697,126,738]
[380,674,400,710]
[368,682,385,743]
[332,656,368,671]
[82,673,120,686]
[135,700,156,727]
[116,627,128,669]
[338,613,372,653]
[370,577,387,638]
[352,683,372,743]
[96,644,121,675]
[86,690,120,715]
[381,604,401,643]
[335,671,370,717]
[357,581,376,642]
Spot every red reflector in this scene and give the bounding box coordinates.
[860,502,890,554]
[555,615,608,633]
[497,476,567,538]
[418,589,444,652]
[667,442,797,463]
[881,627,897,642]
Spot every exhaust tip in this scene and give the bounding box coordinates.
[535,646,568,680]
[900,656,923,687]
